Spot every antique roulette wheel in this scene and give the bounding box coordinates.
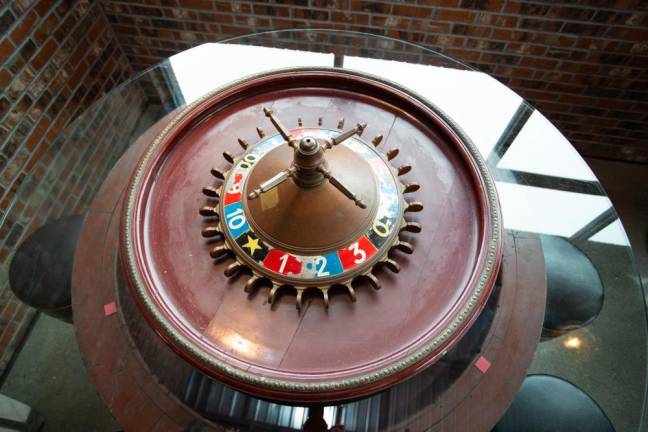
[120,67,502,403]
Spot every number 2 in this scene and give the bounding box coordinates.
[316,256,330,277]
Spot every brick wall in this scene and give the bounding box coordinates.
[102,0,648,162]
[0,0,147,375]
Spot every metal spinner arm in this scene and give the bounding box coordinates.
[247,108,367,208]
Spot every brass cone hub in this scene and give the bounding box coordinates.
[244,143,378,254]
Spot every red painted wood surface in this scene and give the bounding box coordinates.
[120,69,503,401]
[73,110,545,431]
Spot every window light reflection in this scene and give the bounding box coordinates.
[589,219,631,246]
[344,56,523,158]
[496,182,612,238]
[218,331,256,357]
[498,111,598,181]
[170,43,334,104]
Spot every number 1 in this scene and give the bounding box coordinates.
[278,254,289,273]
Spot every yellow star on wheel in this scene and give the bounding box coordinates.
[242,235,262,256]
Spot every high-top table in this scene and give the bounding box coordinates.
[11,30,646,431]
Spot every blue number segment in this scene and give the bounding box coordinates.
[223,201,249,239]
[318,252,343,277]
[299,252,344,278]
[252,134,285,156]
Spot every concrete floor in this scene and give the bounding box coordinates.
[0,315,119,431]
[0,157,646,431]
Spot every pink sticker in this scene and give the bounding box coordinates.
[103,302,117,317]
[475,356,491,373]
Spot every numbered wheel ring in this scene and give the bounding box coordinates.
[211,125,410,309]
[121,67,502,403]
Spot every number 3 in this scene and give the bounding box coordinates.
[348,242,366,264]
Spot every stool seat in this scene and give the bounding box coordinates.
[9,215,85,322]
[541,235,603,335]
[494,374,614,432]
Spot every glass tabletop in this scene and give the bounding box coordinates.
[3,29,646,431]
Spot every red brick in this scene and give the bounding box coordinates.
[418,0,459,6]
[520,57,560,69]
[446,48,481,62]
[392,4,431,18]
[372,15,410,28]
[503,2,521,13]
[410,20,450,33]
[68,39,91,69]
[25,116,51,153]
[436,9,475,22]
[0,69,11,88]
[9,11,38,44]
[32,12,58,45]
[492,15,518,27]
[604,27,648,42]
[0,39,15,64]
[31,38,58,69]
[178,0,213,9]
[89,14,108,42]
[33,0,53,17]
[508,43,547,56]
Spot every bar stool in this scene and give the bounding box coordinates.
[540,235,604,337]
[9,215,85,323]
[493,374,615,432]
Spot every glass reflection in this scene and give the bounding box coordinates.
[169,43,334,104]
[155,34,646,430]
[498,111,598,181]
[496,182,612,238]
[343,56,523,158]
[589,219,631,247]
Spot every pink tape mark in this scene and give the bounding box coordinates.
[103,302,117,317]
[475,356,491,373]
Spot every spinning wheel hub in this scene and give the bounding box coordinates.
[244,137,377,255]
[202,109,421,309]
[298,136,318,153]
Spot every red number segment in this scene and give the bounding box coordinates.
[338,236,378,270]
[291,128,319,139]
[263,249,303,275]
[224,173,244,205]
